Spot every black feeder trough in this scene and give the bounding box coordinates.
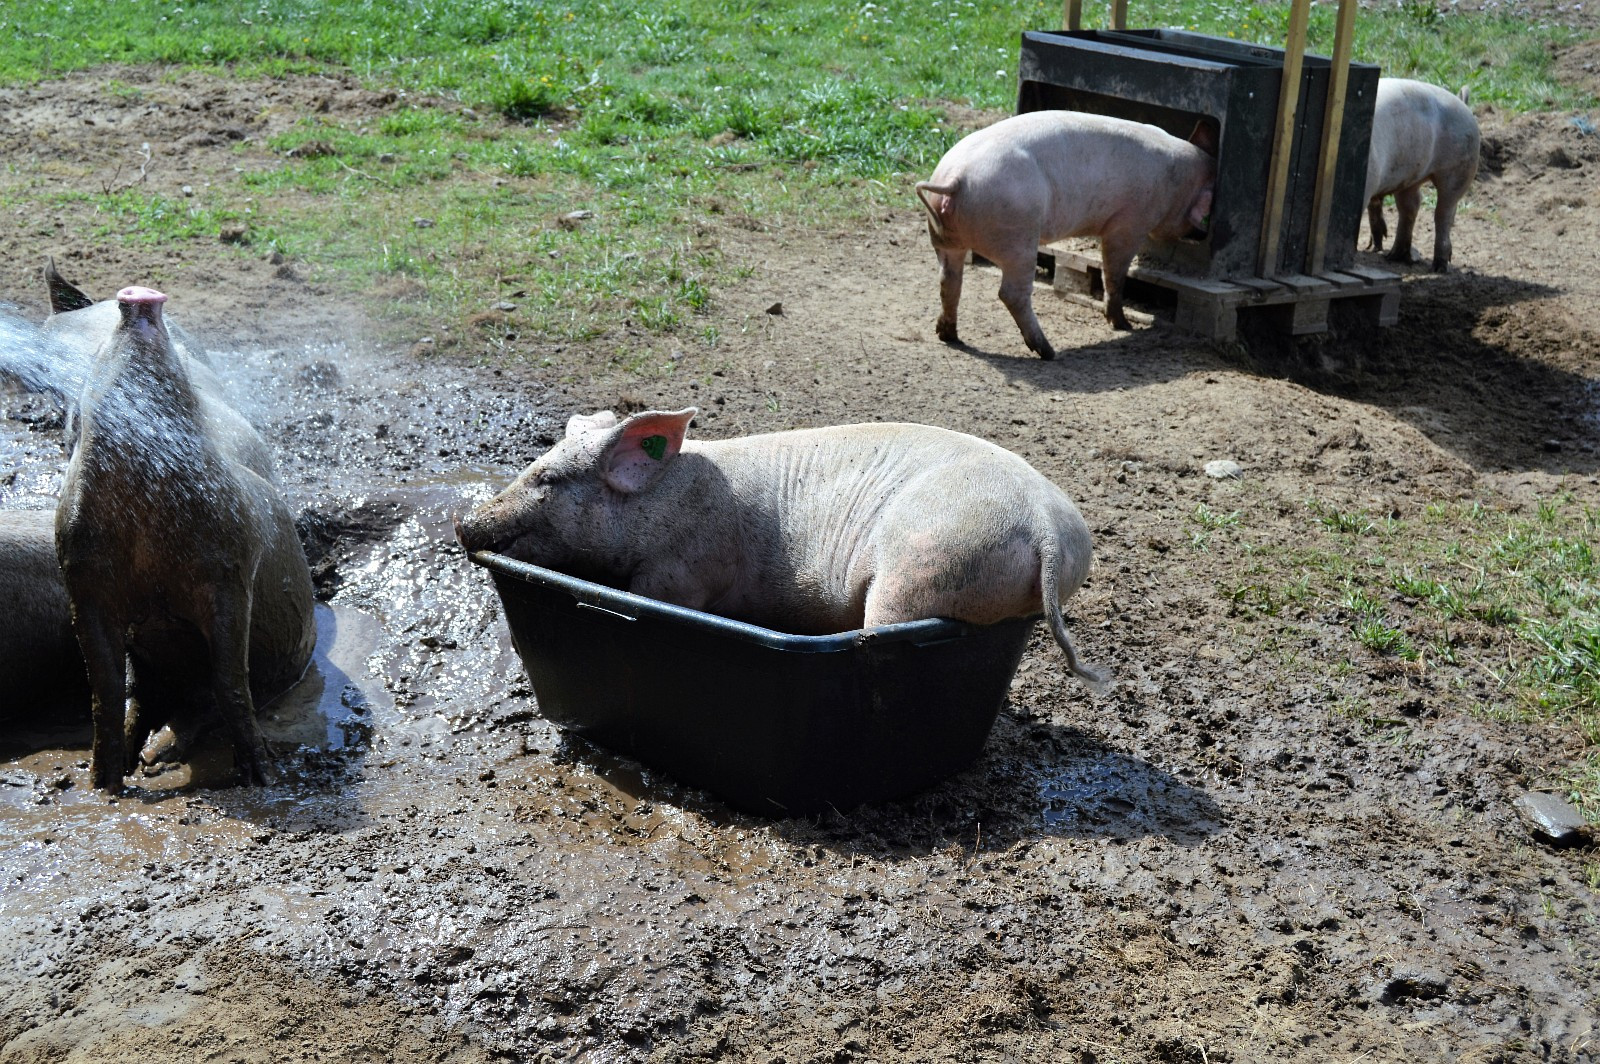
[472,551,1036,816]
[1011,25,1401,340]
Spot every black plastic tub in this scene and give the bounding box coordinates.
[471,551,1036,816]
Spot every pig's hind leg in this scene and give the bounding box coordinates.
[206,584,278,786]
[1429,169,1474,272]
[992,249,1056,359]
[1366,196,1388,252]
[935,247,965,344]
[1386,184,1425,265]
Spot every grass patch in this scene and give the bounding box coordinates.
[1285,495,1600,746]
[0,0,1591,344]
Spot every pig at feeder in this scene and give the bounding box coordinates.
[916,110,1215,358]
[1364,78,1481,272]
[457,408,1107,689]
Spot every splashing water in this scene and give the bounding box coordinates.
[0,308,91,406]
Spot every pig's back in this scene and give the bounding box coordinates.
[694,423,1071,629]
[933,111,1206,239]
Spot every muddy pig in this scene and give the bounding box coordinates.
[0,509,83,709]
[916,110,1215,359]
[457,408,1107,688]
[55,287,315,791]
[1364,78,1480,272]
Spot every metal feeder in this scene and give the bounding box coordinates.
[1016,0,1401,340]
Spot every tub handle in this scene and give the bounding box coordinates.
[576,601,637,623]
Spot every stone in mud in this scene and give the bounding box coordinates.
[1514,791,1593,846]
[1203,459,1243,479]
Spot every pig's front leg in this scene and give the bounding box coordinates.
[1098,234,1139,332]
[935,247,965,344]
[75,607,131,791]
[993,249,1056,359]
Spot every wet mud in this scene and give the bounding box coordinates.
[2,67,1600,1063]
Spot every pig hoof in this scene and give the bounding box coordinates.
[935,321,959,344]
[1109,317,1133,332]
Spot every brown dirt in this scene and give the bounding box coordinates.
[2,62,1599,1064]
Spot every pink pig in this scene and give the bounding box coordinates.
[916,110,1216,359]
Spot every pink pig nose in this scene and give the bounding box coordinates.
[116,286,168,305]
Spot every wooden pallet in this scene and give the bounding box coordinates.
[1037,245,1400,343]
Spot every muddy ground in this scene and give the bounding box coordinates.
[2,60,1599,1064]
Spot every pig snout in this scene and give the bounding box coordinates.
[455,503,513,557]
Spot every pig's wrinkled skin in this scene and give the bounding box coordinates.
[1364,78,1481,272]
[916,110,1215,359]
[458,408,1107,688]
[55,287,315,791]
[0,509,82,707]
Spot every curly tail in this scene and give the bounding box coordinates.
[1039,538,1112,697]
[914,179,960,241]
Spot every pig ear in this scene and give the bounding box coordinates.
[1187,120,1218,158]
[601,408,697,494]
[44,257,94,314]
[1187,188,1214,233]
[566,410,619,438]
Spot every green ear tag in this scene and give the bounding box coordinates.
[640,434,668,460]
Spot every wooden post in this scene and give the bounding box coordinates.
[1111,0,1128,29]
[1065,0,1082,30]
[1257,0,1311,278]
[1305,0,1358,275]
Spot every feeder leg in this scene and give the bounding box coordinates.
[1386,184,1423,265]
[994,251,1056,359]
[935,247,965,344]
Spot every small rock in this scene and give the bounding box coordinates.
[557,209,594,230]
[1204,459,1243,479]
[493,301,518,312]
[180,184,194,197]
[378,152,397,164]
[219,224,249,245]
[765,301,784,316]
[413,217,435,228]
[1542,439,1563,453]
[1514,791,1592,846]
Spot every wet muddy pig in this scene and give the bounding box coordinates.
[0,509,81,708]
[458,409,1106,688]
[1364,78,1480,272]
[916,110,1215,358]
[55,287,315,791]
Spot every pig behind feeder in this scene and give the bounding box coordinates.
[1364,78,1481,272]
[916,110,1215,359]
[458,408,1108,691]
[54,287,315,791]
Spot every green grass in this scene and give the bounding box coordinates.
[0,0,1591,343]
[1297,495,1600,740]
